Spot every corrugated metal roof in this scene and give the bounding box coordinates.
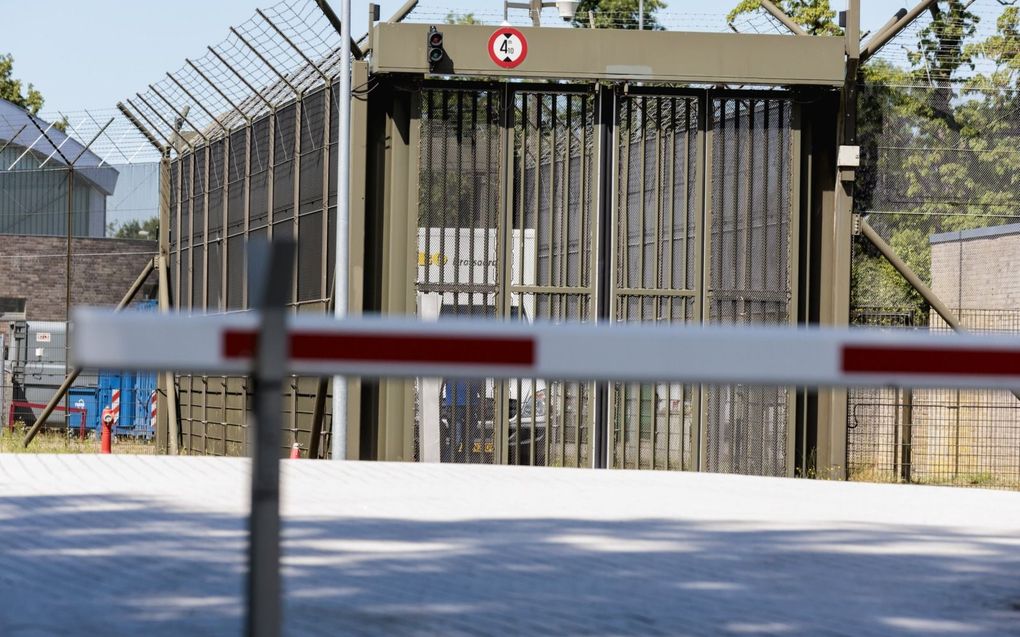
[0,99,119,196]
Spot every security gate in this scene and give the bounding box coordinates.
[415,84,798,475]
[612,92,702,472]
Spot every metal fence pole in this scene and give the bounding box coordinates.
[332,0,352,461]
[245,238,294,637]
[901,388,913,483]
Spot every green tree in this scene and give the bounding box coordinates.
[111,217,159,240]
[572,0,665,30]
[909,1,979,130]
[445,12,481,25]
[727,0,842,36]
[0,54,45,114]
[850,2,1020,320]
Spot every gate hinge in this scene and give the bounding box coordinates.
[851,214,863,236]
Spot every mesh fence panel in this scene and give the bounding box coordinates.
[508,90,596,468]
[416,87,503,464]
[612,93,700,471]
[168,83,335,457]
[852,46,1020,487]
[705,97,794,477]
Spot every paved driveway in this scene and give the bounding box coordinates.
[1,455,1018,636]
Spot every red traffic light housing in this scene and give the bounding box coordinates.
[427,26,445,71]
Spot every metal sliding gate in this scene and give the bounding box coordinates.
[415,84,797,475]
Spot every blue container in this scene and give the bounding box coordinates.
[133,373,157,438]
[92,300,159,439]
[67,387,99,437]
[97,370,157,438]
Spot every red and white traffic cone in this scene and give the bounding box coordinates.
[289,442,301,459]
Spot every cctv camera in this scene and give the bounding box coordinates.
[556,0,579,21]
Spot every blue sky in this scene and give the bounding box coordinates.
[2,0,896,114]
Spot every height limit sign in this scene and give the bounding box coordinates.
[488,27,528,69]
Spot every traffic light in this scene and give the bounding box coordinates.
[427,26,445,71]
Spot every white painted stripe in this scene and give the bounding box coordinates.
[71,308,1020,389]
[111,389,121,424]
[150,391,158,428]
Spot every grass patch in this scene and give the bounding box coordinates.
[0,424,154,455]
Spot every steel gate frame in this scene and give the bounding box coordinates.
[414,80,601,468]
[607,86,801,476]
[407,81,801,475]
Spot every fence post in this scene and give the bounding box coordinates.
[245,238,294,637]
[901,388,913,483]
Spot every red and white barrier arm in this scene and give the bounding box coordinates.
[71,308,1020,390]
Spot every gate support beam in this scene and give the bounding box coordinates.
[593,85,615,470]
[363,77,418,461]
[800,87,849,479]
[860,219,964,331]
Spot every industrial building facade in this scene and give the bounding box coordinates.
[0,99,118,237]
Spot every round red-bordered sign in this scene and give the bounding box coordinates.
[488,27,528,69]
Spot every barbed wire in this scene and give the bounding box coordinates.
[122,0,344,157]
[0,108,163,170]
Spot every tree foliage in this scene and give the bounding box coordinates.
[572,0,666,30]
[445,12,480,25]
[110,217,159,240]
[727,0,842,36]
[0,54,45,115]
[852,2,1020,318]
[723,2,1018,318]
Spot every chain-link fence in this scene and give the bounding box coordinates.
[154,0,346,457]
[851,1,1020,489]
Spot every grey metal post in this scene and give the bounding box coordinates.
[901,388,913,483]
[245,239,294,637]
[332,0,352,461]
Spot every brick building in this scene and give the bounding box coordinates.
[917,223,1020,484]
[0,234,157,330]
[1,234,157,431]
[930,222,1020,318]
